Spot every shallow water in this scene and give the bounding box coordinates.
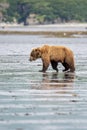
[0,34,87,130]
[0,24,87,32]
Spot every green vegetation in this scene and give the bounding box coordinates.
[0,0,87,24]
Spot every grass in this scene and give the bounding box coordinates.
[0,30,87,37]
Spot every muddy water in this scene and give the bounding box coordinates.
[0,34,87,130]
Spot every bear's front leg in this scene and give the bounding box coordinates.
[39,58,50,72]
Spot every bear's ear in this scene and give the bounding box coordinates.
[34,48,37,51]
[35,48,41,52]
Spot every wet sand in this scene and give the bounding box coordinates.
[0,30,87,38]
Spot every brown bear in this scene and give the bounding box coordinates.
[29,45,75,72]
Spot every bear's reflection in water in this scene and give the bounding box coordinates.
[42,72,75,89]
[32,72,75,90]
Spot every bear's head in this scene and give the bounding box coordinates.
[29,48,41,61]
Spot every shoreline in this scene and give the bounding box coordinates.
[0,23,87,38]
[0,23,87,28]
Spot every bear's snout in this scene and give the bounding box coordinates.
[29,56,33,61]
[29,56,36,61]
[29,57,32,61]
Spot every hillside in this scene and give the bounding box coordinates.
[0,0,87,25]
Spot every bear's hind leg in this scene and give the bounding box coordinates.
[70,66,75,72]
[51,60,58,72]
[62,62,70,72]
